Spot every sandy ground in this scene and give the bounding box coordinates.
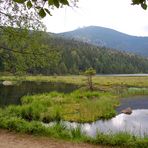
[0,129,107,148]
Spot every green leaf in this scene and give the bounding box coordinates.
[48,0,54,5]
[132,0,140,4]
[39,8,46,18]
[35,6,41,9]
[60,0,69,5]
[141,3,147,9]
[13,0,26,3]
[27,1,33,9]
[45,9,52,16]
[53,0,60,8]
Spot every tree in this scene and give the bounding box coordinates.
[5,0,147,20]
[0,1,44,30]
[13,0,148,18]
[132,0,147,10]
[0,0,46,57]
[0,0,147,32]
[0,30,60,74]
[9,0,78,18]
[84,68,96,91]
[0,0,78,58]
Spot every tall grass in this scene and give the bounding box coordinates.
[127,87,148,95]
[0,88,148,146]
[0,110,148,147]
[2,90,118,123]
[1,75,148,87]
[88,132,148,148]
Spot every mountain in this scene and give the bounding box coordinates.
[0,29,148,74]
[59,26,148,56]
[47,36,148,74]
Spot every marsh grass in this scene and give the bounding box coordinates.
[0,75,148,146]
[127,87,148,95]
[0,90,148,146]
[0,75,148,87]
[1,90,119,123]
[0,110,148,147]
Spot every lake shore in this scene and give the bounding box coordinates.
[0,75,148,87]
[0,129,101,148]
[0,75,148,147]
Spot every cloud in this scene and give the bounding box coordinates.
[43,0,148,36]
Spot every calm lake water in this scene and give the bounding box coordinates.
[57,109,148,137]
[116,96,148,113]
[46,95,148,137]
[0,81,78,106]
[97,74,148,77]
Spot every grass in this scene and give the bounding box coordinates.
[91,132,148,148]
[0,75,148,87]
[0,75,148,146]
[0,111,148,147]
[3,90,119,123]
[127,87,148,95]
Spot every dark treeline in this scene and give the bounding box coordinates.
[0,31,148,75]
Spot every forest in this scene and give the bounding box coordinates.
[0,30,148,75]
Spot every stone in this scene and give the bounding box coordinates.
[2,81,13,86]
[121,107,132,115]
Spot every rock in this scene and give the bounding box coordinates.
[121,107,132,115]
[2,81,13,86]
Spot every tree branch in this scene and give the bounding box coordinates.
[0,45,48,56]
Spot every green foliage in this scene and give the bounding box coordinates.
[0,31,60,74]
[127,87,148,95]
[132,0,147,10]
[1,31,148,75]
[13,0,27,4]
[0,1,44,30]
[70,126,83,140]
[1,90,118,123]
[27,1,33,9]
[0,108,148,147]
[60,26,148,56]
[12,0,76,18]
[84,68,96,76]
[0,85,148,146]
[10,0,148,19]
[94,132,131,145]
[84,68,96,91]
[39,8,46,18]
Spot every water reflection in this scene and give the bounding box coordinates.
[0,81,77,106]
[62,110,148,137]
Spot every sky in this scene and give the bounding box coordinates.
[43,0,148,36]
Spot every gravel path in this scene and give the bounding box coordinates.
[0,130,106,148]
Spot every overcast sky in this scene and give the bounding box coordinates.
[43,0,148,36]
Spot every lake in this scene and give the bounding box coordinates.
[45,95,148,137]
[0,80,148,137]
[54,109,148,137]
[97,74,148,77]
[0,81,78,106]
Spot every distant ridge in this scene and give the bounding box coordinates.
[59,26,148,56]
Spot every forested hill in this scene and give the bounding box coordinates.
[0,31,148,75]
[59,26,148,57]
[46,36,148,74]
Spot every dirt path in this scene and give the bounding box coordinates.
[0,129,107,148]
